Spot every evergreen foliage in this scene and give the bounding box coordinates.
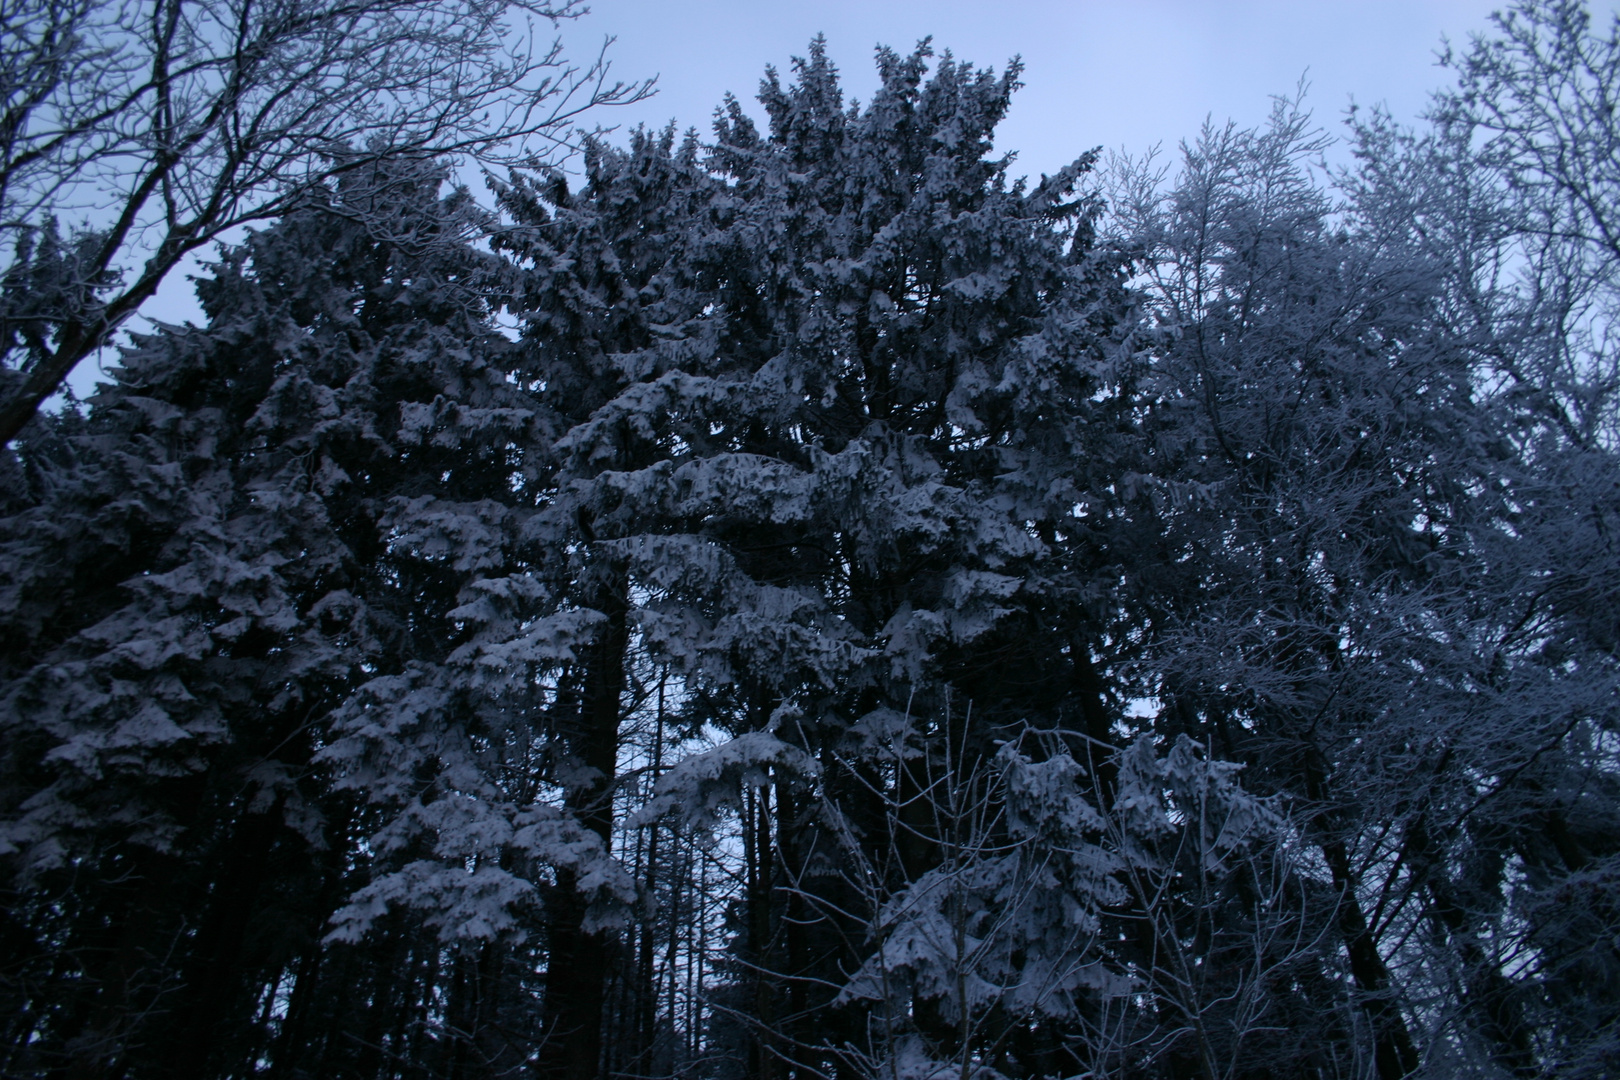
[1,5,1618,1079]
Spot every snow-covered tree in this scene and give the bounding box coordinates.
[0,155,580,1078]
[495,39,1138,1078]
[1340,6,1620,1073]
[1104,10,1620,1071]
[3,6,1618,1078]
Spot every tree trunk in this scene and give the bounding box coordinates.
[538,560,629,1080]
[1303,746,1420,1080]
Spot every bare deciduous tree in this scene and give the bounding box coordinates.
[0,0,651,446]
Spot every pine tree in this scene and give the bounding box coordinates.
[0,156,570,1079]
[496,39,1138,1078]
[3,8,1617,1078]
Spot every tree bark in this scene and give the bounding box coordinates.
[1303,746,1420,1080]
[538,560,629,1080]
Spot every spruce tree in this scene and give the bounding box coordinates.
[497,40,1138,1078]
[0,157,564,1079]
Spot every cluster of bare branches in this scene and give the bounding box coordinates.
[0,0,651,446]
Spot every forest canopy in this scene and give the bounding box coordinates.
[1,2,1618,1079]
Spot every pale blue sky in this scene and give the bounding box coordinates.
[559,0,1519,181]
[92,0,1608,395]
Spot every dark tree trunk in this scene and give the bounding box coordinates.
[1406,815,1536,1078]
[1320,837,1421,1080]
[1303,747,1420,1080]
[538,560,629,1080]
